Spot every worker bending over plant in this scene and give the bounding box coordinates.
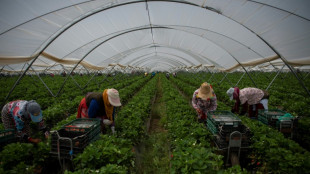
[226,87,269,118]
[77,89,121,134]
[1,100,49,144]
[192,82,217,122]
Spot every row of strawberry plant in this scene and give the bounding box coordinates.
[0,75,150,173]
[178,72,310,116]
[67,75,158,173]
[1,73,142,110]
[171,74,310,173]
[162,74,247,173]
[0,75,146,130]
[176,72,310,150]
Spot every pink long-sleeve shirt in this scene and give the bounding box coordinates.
[239,88,264,105]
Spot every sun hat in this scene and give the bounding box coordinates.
[226,87,235,100]
[27,100,43,122]
[107,88,122,106]
[197,82,214,100]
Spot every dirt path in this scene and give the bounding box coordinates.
[134,76,170,174]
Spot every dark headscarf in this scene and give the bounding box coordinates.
[232,87,241,113]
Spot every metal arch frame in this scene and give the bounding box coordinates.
[120,52,190,67]
[60,24,224,68]
[110,43,222,68]
[118,47,199,66]
[198,0,310,95]
[0,0,97,36]
[86,26,258,86]
[59,23,270,86]
[247,0,310,21]
[102,44,200,66]
[70,23,268,70]
[130,54,188,68]
[142,61,174,72]
[4,0,309,103]
[99,45,195,67]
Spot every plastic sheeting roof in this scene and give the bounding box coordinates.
[0,0,310,72]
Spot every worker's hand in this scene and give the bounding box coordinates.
[103,119,112,126]
[44,131,50,139]
[30,138,42,144]
[111,126,116,135]
[196,109,202,114]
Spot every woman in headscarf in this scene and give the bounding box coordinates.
[226,87,269,118]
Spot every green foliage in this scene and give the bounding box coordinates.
[65,164,127,174]
[218,165,249,174]
[0,142,49,173]
[171,146,223,174]
[73,135,134,170]
[241,116,310,173]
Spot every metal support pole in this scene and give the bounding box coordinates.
[235,71,246,87]
[281,71,289,79]
[31,67,57,97]
[0,66,5,74]
[303,71,310,80]
[3,58,38,105]
[208,72,215,82]
[266,65,285,91]
[219,72,233,86]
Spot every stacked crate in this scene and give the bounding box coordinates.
[50,118,101,159]
[258,109,294,137]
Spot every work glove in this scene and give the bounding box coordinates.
[103,119,112,126]
[29,137,42,144]
[111,126,115,135]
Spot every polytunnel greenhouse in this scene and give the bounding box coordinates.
[0,0,310,173]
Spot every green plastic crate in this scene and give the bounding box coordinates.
[206,111,243,135]
[258,109,287,126]
[258,109,286,120]
[0,129,15,143]
[50,118,101,159]
[207,119,218,134]
[207,111,242,127]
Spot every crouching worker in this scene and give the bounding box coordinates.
[77,89,121,134]
[192,82,217,123]
[226,87,269,118]
[1,100,49,144]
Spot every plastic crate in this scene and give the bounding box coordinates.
[258,109,286,120]
[207,119,218,134]
[63,118,100,132]
[0,129,16,143]
[206,111,252,149]
[207,111,242,128]
[258,109,287,127]
[50,118,101,159]
[0,129,16,149]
